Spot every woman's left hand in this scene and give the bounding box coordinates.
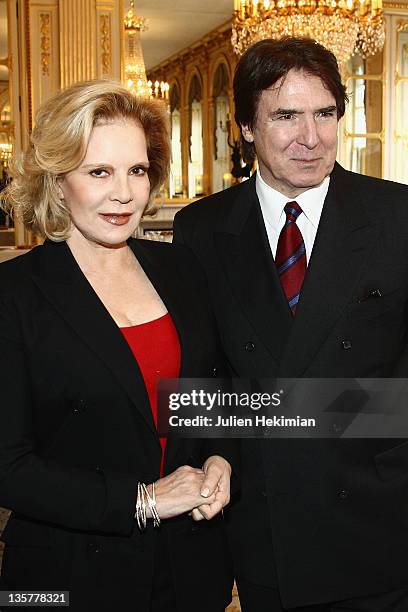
[191,455,231,521]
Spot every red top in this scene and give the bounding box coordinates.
[120,312,181,475]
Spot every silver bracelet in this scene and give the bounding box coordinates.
[143,482,161,528]
[135,482,147,531]
[135,482,161,530]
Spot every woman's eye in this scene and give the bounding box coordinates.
[90,168,109,177]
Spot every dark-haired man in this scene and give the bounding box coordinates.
[173,37,408,611]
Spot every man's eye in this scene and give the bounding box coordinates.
[278,114,294,120]
[90,168,109,177]
[319,111,336,118]
[130,166,147,175]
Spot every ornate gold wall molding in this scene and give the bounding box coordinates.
[29,1,60,121]
[99,13,111,76]
[396,18,408,29]
[96,1,121,80]
[39,12,51,76]
[24,0,33,133]
[384,2,408,8]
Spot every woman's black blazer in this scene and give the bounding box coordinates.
[0,238,234,611]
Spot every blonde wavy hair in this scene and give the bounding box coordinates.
[2,80,170,241]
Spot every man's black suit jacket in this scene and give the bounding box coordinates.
[0,238,233,612]
[173,163,408,608]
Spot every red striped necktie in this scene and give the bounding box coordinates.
[275,201,306,315]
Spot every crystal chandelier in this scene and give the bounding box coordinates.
[123,1,169,99]
[231,0,385,64]
[0,142,12,167]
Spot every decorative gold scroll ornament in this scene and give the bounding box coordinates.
[40,13,51,76]
[100,14,111,75]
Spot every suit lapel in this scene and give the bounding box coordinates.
[215,176,292,364]
[31,240,159,443]
[278,164,381,377]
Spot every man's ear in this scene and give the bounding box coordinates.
[241,124,254,143]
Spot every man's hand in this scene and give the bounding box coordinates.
[191,455,231,521]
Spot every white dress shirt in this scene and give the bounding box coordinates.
[256,170,330,264]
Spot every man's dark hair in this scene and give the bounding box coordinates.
[233,37,348,161]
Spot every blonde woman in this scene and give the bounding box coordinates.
[0,81,234,612]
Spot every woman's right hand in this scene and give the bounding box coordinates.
[146,465,216,520]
